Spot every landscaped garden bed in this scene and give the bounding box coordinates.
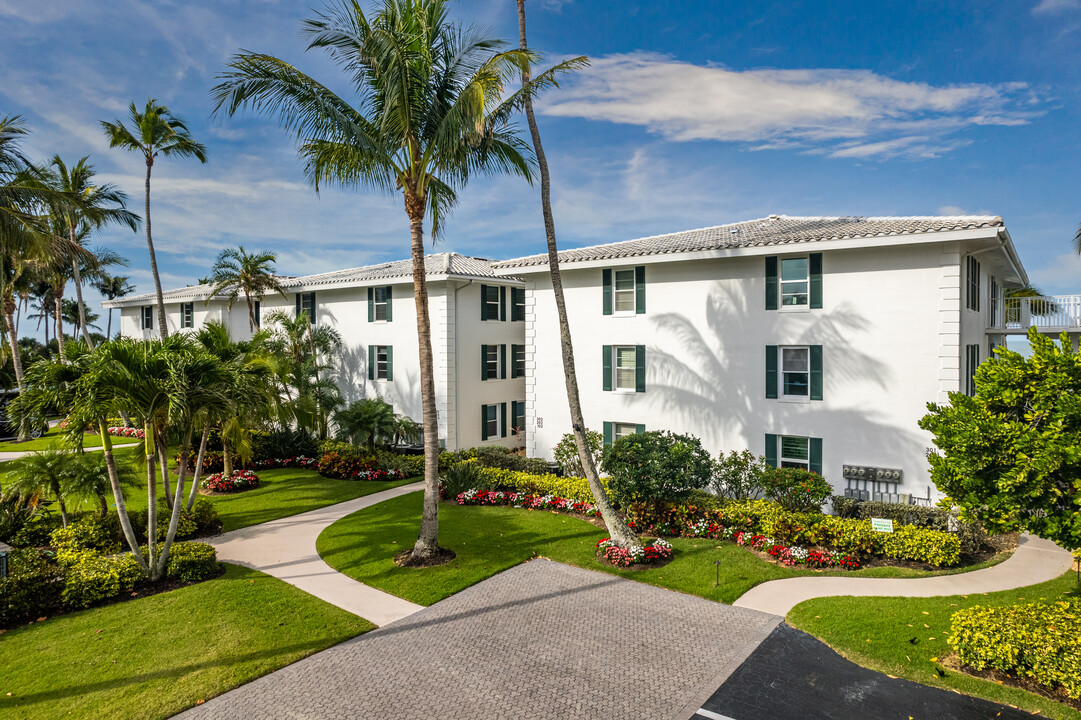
[200,469,261,493]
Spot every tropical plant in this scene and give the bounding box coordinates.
[206,246,287,332]
[6,449,72,526]
[335,398,395,452]
[513,1,637,548]
[93,273,135,339]
[391,413,421,446]
[101,99,207,339]
[212,0,573,561]
[920,327,1081,551]
[552,429,603,478]
[712,449,768,500]
[602,430,714,511]
[264,309,341,438]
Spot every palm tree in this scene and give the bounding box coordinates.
[206,246,287,332]
[101,100,207,339]
[264,309,342,438]
[335,398,395,452]
[7,449,72,526]
[94,273,135,339]
[514,1,638,548]
[62,298,102,335]
[391,413,421,447]
[33,156,137,350]
[212,0,573,562]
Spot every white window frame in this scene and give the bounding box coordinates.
[180,302,194,329]
[613,345,637,392]
[779,435,810,469]
[613,422,638,443]
[483,285,501,321]
[780,346,810,402]
[779,256,810,311]
[483,403,500,439]
[141,306,153,330]
[612,268,636,316]
[373,286,390,322]
[375,345,390,381]
[483,345,503,381]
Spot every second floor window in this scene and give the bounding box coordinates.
[602,344,645,393]
[296,291,316,323]
[511,287,525,321]
[614,346,637,391]
[141,306,153,330]
[481,284,504,321]
[368,345,393,381]
[780,257,809,307]
[781,347,809,397]
[602,266,645,315]
[180,302,194,329]
[766,254,821,310]
[369,286,392,322]
[966,256,981,312]
[481,344,506,380]
[511,344,525,379]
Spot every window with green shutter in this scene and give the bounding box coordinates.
[481,345,505,381]
[607,345,645,392]
[481,285,500,320]
[809,345,823,400]
[482,404,498,441]
[765,435,823,474]
[180,302,194,329]
[370,345,391,380]
[511,401,526,436]
[602,269,613,315]
[369,286,392,322]
[605,421,643,447]
[765,258,778,310]
[511,345,525,378]
[511,287,525,321]
[296,292,316,322]
[500,402,507,438]
[765,346,778,399]
[602,345,612,391]
[809,253,822,309]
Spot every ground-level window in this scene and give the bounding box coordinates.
[781,347,809,397]
[141,306,153,330]
[180,302,194,329]
[603,421,645,447]
[368,345,393,381]
[780,436,810,469]
[511,400,526,436]
[481,402,507,440]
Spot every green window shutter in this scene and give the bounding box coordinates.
[500,344,507,379]
[309,292,316,323]
[765,257,778,311]
[480,284,488,321]
[510,344,519,378]
[500,402,507,438]
[511,401,519,433]
[481,344,488,381]
[602,269,612,315]
[764,434,778,468]
[809,253,823,309]
[367,287,374,322]
[809,437,823,475]
[368,345,375,381]
[386,286,393,321]
[603,421,613,448]
[810,345,823,401]
[602,345,612,391]
[635,345,645,393]
[481,406,489,441]
[512,288,525,321]
[295,293,302,318]
[765,345,778,399]
[635,423,645,434]
[386,346,393,381]
[635,266,645,314]
[499,286,507,321]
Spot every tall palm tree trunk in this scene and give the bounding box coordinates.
[69,226,94,349]
[106,307,112,339]
[144,160,169,340]
[98,421,150,574]
[144,424,158,575]
[3,293,24,391]
[406,192,441,560]
[54,292,66,363]
[186,421,210,511]
[516,0,637,548]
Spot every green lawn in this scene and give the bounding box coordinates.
[0,563,371,720]
[122,467,415,533]
[787,572,1081,720]
[0,427,140,453]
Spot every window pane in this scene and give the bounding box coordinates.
[781,281,808,306]
[780,257,808,282]
[783,373,809,396]
[614,423,637,440]
[374,304,387,321]
[780,436,808,461]
[614,270,635,291]
[615,347,636,389]
[781,460,809,469]
[374,287,387,303]
[614,290,634,312]
[782,348,808,372]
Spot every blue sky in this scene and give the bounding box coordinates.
[2,0,1080,337]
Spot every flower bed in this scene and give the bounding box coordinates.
[350,468,405,482]
[596,537,673,567]
[201,470,260,493]
[107,426,145,439]
[251,456,318,470]
[455,488,600,516]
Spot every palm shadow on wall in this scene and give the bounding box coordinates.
[645,285,930,490]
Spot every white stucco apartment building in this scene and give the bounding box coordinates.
[491,215,1028,502]
[105,253,526,451]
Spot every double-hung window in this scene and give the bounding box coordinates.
[781,347,809,398]
[603,421,645,447]
[602,266,645,315]
[510,400,526,436]
[141,306,153,330]
[966,257,981,312]
[613,269,636,313]
[988,276,1000,328]
[481,402,507,440]
[602,345,645,393]
[766,345,822,400]
[369,286,392,322]
[511,287,525,321]
[764,433,823,474]
[766,254,822,310]
[780,257,809,307]
[296,292,316,323]
[511,344,525,379]
[180,302,194,329]
[614,346,637,391]
[481,284,504,321]
[480,344,506,381]
[367,345,393,381]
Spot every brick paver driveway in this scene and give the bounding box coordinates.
[176,559,780,720]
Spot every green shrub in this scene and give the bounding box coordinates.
[760,467,832,512]
[50,515,121,556]
[318,439,358,457]
[602,431,713,508]
[0,548,64,626]
[189,498,221,534]
[830,496,987,557]
[830,495,861,518]
[445,446,551,475]
[441,459,487,497]
[374,450,425,477]
[881,524,961,566]
[478,468,606,504]
[166,542,221,582]
[552,430,603,478]
[155,506,198,540]
[0,494,36,545]
[316,451,378,479]
[253,427,318,460]
[712,450,768,500]
[10,515,58,548]
[949,600,1081,699]
[61,552,143,609]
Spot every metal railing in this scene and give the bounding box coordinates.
[998,295,1081,331]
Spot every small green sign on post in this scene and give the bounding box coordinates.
[870,517,894,533]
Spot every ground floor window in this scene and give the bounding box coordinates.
[765,433,822,474]
[511,400,526,436]
[603,421,645,446]
[481,403,507,441]
[779,436,809,469]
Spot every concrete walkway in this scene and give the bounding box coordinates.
[0,441,140,463]
[734,533,1073,616]
[208,481,425,627]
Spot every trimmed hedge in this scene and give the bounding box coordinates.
[949,600,1081,699]
[831,496,986,556]
[478,468,606,504]
[61,551,143,609]
[51,515,122,556]
[166,542,221,582]
[0,548,64,626]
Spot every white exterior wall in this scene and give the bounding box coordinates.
[524,242,972,499]
[115,298,243,340]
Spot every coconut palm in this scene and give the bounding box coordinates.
[207,246,287,332]
[94,273,135,339]
[335,398,395,452]
[514,1,637,548]
[211,0,582,561]
[101,100,207,339]
[265,309,342,437]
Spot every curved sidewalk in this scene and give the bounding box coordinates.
[734,533,1073,616]
[208,481,426,627]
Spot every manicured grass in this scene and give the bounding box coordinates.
[122,467,415,533]
[0,427,140,453]
[0,563,371,720]
[318,494,808,606]
[787,572,1081,720]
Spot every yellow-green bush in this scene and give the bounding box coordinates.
[478,468,607,504]
[62,552,143,609]
[881,523,961,566]
[166,542,220,582]
[949,600,1081,699]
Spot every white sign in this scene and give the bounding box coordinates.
[870,518,894,533]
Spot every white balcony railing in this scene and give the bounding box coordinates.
[999,295,1081,331]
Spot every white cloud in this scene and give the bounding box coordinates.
[540,52,1041,159]
[1028,253,1081,294]
[937,205,969,215]
[1032,0,1081,13]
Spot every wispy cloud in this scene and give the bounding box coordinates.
[1032,0,1081,14]
[540,52,1042,159]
